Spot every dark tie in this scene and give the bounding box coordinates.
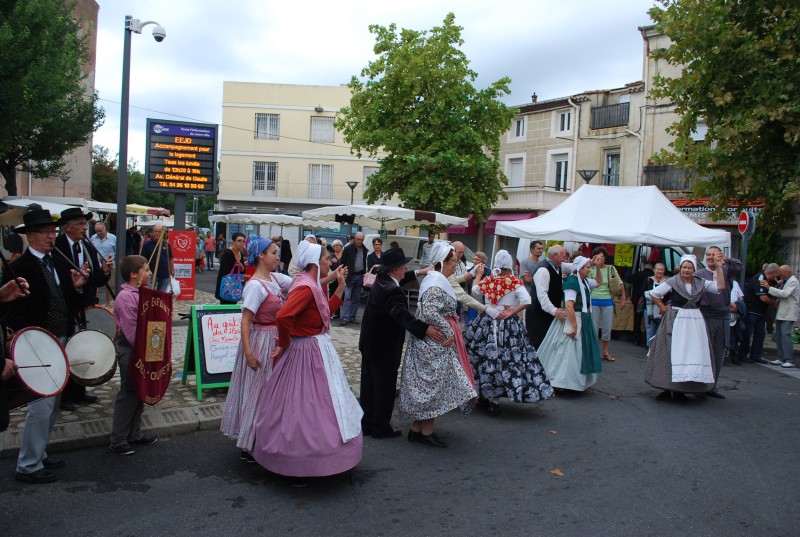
[72,241,81,266]
[40,255,69,336]
[42,254,56,279]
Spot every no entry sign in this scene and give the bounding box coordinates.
[738,211,750,235]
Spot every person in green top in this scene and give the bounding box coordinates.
[589,247,627,361]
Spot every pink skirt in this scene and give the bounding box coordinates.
[220,324,277,451]
[251,336,363,477]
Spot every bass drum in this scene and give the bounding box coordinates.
[83,305,118,341]
[66,329,117,387]
[6,327,70,409]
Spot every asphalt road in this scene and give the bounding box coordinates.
[2,341,799,537]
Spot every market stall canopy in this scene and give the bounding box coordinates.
[126,204,170,217]
[209,213,340,228]
[301,204,467,232]
[495,185,731,248]
[0,198,77,226]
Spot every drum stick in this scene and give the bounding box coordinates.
[52,246,82,271]
[69,360,96,366]
[17,364,52,368]
[0,249,27,295]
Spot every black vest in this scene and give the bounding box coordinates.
[531,259,563,313]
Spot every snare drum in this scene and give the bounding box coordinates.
[65,329,117,387]
[7,327,70,409]
[83,305,118,341]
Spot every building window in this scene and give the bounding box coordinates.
[506,156,524,188]
[508,117,526,142]
[253,161,277,194]
[552,110,572,136]
[552,155,569,191]
[255,113,279,140]
[603,151,621,186]
[310,116,335,143]
[362,166,379,193]
[590,102,629,130]
[308,164,333,198]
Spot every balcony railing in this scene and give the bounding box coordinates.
[590,102,630,130]
[495,186,571,212]
[642,164,700,192]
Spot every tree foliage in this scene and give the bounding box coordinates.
[91,146,174,213]
[649,0,800,242]
[335,13,515,220]
[0,0,105,195]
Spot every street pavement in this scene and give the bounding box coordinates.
[1,268,800,535]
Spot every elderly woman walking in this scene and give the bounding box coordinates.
[400,242,477,448]
[251,241,363,477]
[645,254,725,400]
[465,250,554,416]
[537,255,604,392]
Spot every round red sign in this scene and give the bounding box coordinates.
[738,211,750,235]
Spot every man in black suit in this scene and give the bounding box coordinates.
[2,208,89,484]
[627,262,654,346]
[358,248,445,438]
[339,231,369,326]
[55,207,112,410]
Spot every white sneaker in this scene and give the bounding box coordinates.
[769,359,785,365]
[781,362,796,368]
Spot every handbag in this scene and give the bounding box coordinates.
[363,267,378,288]
[608,266,622,297]
[220,264,244,301]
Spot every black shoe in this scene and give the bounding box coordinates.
[487,402,501,417]
[42,457,65,470]
[15,468,57,484]
[109,444,135,455]
[418,432,447,448]
[79,393,98,405]
[372,428,402,439]
[131,435,158,445]
[240,451,256,463]
[740,357,755,363]
[731,357,742,366]
[407,430,422,443]
[706,389,726,399]
[751,358,769,364]
[339,320,350,326]
[59,401,78,411]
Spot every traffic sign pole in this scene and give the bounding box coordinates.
[738,210,756,287]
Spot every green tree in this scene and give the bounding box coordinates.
[0,0,105,195]
[91,145,118,202]
[649,1,800,247]
[335,13,515,220]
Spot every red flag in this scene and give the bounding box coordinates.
[130,286,173,405]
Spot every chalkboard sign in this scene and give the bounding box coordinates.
[181,304,242,401]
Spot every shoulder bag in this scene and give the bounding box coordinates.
[220,264,244,302]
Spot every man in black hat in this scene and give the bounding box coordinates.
[358,248,444,438]
[55,207,112,410]
[2,208,89,484]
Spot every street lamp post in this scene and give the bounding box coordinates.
[577,169,598,185]
[115,15,166,293]
[344,181,359,235]
[59,174,70,197]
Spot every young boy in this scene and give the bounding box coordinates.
[109,256,159,455]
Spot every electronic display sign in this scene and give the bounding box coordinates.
[145,119,218,194]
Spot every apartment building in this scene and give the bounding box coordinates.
[218,82,380,216]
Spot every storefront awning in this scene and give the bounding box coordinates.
[485,212,537,234]
[444,214,478,234]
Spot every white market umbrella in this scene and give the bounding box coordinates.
[301,204,467,232]
[209,213,339,228]
[0,198,77,226]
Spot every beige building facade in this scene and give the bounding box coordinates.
[8,0,98,199]
[218,82,380,215]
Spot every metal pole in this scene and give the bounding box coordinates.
[174,194,186,230]
[115,15,132,294]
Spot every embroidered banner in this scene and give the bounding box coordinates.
[130,286,173,405]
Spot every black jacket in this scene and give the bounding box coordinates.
[359,271,428,365]
[55,233,109,309]
[341,242,369,285]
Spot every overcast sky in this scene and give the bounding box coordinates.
[93,0,657,167]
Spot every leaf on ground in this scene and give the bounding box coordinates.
[550,469,564,477]
[549,429,558,436]
[787,392,799,397]
[610,395,619,400]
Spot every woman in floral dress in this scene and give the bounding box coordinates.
[220,236,291,462]
[465,250,554,416]
[400,242,477,448]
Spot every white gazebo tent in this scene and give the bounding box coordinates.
[496,185,731,248]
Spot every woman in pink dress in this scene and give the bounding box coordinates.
[220,236,292,462]
[252,241,363,477]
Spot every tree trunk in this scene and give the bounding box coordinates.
[0,160,18,196]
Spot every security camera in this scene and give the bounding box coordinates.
[152,25,166,42]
